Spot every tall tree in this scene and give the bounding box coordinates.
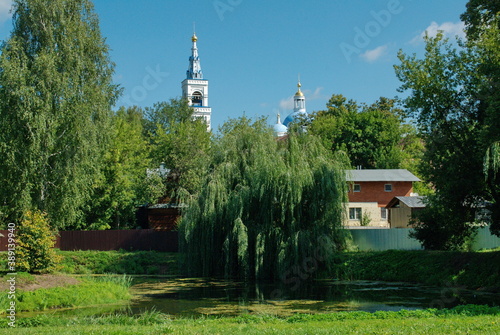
[0,0,119,229]
[179,117,349,279]
[145,98,211,201]
[396,0,500,246]
[471,11,500,236]
[395,33,485,249]
[84,106,160,229]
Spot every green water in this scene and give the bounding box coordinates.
[25,278,500,318]
[128,278,500,317]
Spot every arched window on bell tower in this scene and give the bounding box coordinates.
[192,91,202,106]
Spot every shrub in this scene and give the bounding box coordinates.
[16,210,61,273]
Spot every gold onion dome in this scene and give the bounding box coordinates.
[192,33,198,42]
[295,82,304,96]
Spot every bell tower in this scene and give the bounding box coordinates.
[181,32,212,130]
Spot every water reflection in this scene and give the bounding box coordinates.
[127,278,500,317]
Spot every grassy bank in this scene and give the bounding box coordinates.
[329,250,500,290]
[0,305,499,334]
[56,250,179,275]
[0,274,131,313]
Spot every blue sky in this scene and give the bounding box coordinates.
[0,0,468,131]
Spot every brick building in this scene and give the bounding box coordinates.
[345,169,420,228]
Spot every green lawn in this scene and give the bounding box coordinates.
[1,306,499,334]
[1,315,499,334]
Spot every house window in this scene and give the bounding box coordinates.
[349,208,362,220]
[384,184,393,192]
[353,184,361,192]
[381,208,388,220]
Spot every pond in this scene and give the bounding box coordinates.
[126,277,500,317]
[27,277,500,318]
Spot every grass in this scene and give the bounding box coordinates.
[0,305,499,334]
[329,249,500,290]
[0,274,131,313]
[55,250,179,275]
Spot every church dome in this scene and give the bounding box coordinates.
[273,122,288,136]
[295,81,304,96]
[282,110,307,127]
[273,113,288,136]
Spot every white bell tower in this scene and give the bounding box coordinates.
[181,32,212,130]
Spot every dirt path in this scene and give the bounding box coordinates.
[0,274,80,291]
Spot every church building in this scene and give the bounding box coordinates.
[273,81,308,136]
[182,33,212,130]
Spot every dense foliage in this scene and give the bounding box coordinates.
[395,3,500,248]
[16,210,61,273]
[0,0,119,229]
[84,106,162,229]
[145,98,212,201]
[308,95,424,172]
[179,117,349,279]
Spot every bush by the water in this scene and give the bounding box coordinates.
[16,210,61,273]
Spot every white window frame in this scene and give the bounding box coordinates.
[384,184,393,192]
[349,208,362,220]
[353,184,361,192]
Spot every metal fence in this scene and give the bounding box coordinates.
[350,227,500,251]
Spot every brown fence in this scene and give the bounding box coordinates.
[0,230,179,252]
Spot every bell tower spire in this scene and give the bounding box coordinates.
[182,30,212,130]
[187,29,203,79]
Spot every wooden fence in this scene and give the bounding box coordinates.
[0,229,178,252]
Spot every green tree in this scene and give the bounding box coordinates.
[309,95,412,170]
[461,0,500,41]
[484,142,500,236]
[145,98,211,201]
[16,210,61,273]
[84,106,159,229]
[397,0,500,245]
[0,0,119,229]
[395,33,485,249]
[179,117,349,279]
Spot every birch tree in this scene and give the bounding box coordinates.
[0,0,119,228]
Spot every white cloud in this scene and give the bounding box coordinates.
[0,0,12,24]
[360,45,388,63]
[308,87,325,101]
[279,96,294,110]
[411,21,466,44]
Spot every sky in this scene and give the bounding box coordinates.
[0,0,469,131]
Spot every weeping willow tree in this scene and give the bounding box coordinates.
[179,117,349,280]
[484,142,500,236]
